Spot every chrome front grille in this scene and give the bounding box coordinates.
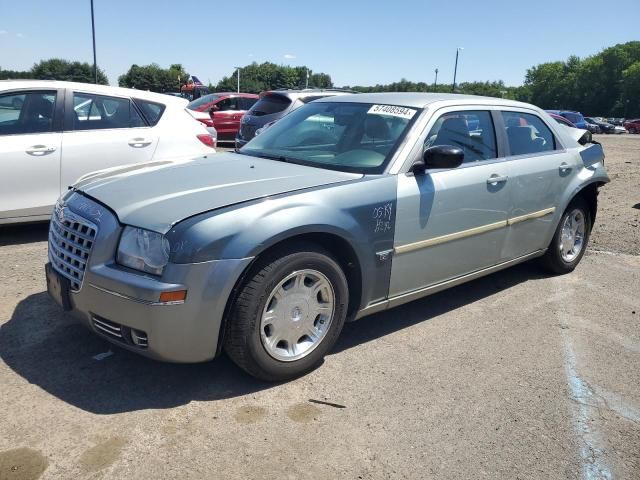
[48,204,98,291]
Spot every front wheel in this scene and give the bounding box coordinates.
[540,197,591,274]
[224,244,349,381]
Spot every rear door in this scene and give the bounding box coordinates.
[60,90,158,189]
[0,89,63,220]
[498,109,579,259]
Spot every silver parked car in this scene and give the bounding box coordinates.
[46,93,608,381]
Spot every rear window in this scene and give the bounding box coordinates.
[187,94,220,110]
[248,94,291,116]
[562,112,582,123]
[133,99,166,126]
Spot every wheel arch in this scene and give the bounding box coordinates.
[215,230,363,356]
[571,180,606,226]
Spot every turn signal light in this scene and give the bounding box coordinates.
[159,290,187,303]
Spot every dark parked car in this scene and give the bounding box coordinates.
[547,110,589,131]
[235,89,353,149]
[623,119,640,134]
[188,93,259,141]
[585,117,615,134]
[549,113,593,143]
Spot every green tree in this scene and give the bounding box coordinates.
[214,62,333,93]
[0,67,32,80]
[30,58,108,84]
[118,63,189,92]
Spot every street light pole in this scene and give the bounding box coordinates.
[452,47,463,93]
[434,68,439,90]
[234,66,241,93]
[90,0,97,83]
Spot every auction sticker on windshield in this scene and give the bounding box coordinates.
[367,104,417,120]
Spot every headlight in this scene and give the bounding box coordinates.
[117,226,170,275]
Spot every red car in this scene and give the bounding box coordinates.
[187,93,259,141]
[623,119,640,134]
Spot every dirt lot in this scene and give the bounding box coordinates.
[0,136,638,480]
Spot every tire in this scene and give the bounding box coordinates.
[224,243,349,381]
[630,128,637,134]
[540,196,591,274]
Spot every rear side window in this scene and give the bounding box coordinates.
[425,110,497,163]
[0,90,57,135]
[249,94,291,116]
[134,99,166,126]
[239,97,258,110]
[502,111,557,156]
[72,93,146,130]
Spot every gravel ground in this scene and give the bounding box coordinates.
[0,135,638,480]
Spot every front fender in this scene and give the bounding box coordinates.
[166,176,399,309]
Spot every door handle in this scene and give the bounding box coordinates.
[26,145,57,156]
[559,162,572,173]
[128,138,152,148]
[487,175,508,185]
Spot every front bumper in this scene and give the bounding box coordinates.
[63,258,252,362]
[47,191,253,363]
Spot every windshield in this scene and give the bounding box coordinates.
[239,102,420,173]
[187,94,220,110]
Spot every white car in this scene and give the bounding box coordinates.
[0,80,217,225]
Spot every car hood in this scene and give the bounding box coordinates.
[74,153,361,233]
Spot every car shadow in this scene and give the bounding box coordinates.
[0,222,49,246]
[0,261,545,415]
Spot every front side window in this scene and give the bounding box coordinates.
[187,94,220,110]
[425,110,497,162]
[72,93,146,130]
[240,102,420,173]
[502,111,557,156]
[215,97,239,111]
[0,91,57,135]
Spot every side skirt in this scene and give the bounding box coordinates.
[353,249,546,321]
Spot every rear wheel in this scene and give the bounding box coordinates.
[224,243,348,381]
[541,196,591,274]
[630,127,637,134]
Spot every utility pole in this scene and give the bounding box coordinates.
[452,47,463,93]
[90,0,97,83]
[306,68,310,89]
[434,68,439,90]
[234,66,241,93]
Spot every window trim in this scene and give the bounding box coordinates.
[0,88,65,136]
[64,89,150,132]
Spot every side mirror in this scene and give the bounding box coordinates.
[209,105,219,118]
[412,145,464,173]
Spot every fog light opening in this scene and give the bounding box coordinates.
[130,329,148,348]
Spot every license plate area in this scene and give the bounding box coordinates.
[46,263,72,311]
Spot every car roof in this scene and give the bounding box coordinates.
[0,79,189,106]
[262,89,354,100]
[314,91,536,109]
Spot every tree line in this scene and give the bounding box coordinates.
[2,41,638,117]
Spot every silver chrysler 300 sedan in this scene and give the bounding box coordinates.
[45,93,609,381]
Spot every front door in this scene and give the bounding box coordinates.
[212,96,242,139]
[389,109,511,297]
[0,89,62,220]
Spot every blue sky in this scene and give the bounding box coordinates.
[1,0,638,88]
